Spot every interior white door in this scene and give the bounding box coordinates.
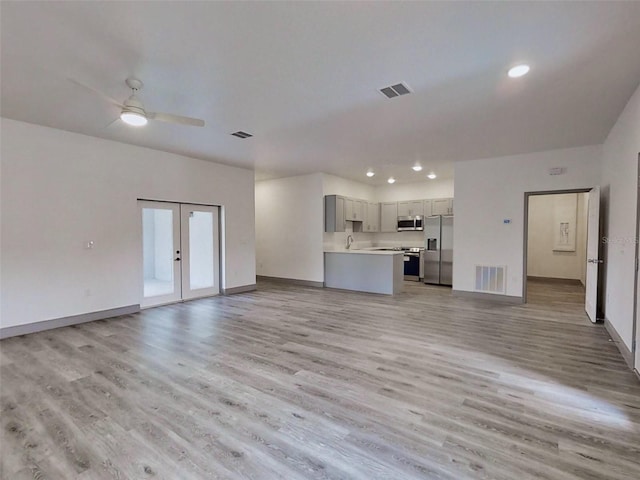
[140,201,181,307]
[180,204,220,300]
[635,156,640,371]
[636,247,640,371]
[585,186,601,323]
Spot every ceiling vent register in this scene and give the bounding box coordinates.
[231,131,253,139]
[378,82,412,99]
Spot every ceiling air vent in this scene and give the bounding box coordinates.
[378,82,412,99]
[231,131,253,139]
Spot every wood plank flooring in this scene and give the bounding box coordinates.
[1,279,639,479]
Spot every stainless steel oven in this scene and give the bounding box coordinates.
[403,247,424,281]
[397,216,424,231]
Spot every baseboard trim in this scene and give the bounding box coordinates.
[222,284,257,295]
[256,275,324,288]
[527,276,583,286]
[452,290,524,304]
[603,318,634,369]
[0,304,140,340]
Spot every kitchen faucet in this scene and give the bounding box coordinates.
[346,235,354,249]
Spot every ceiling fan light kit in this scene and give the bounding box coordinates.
[120,78,148,126]
[120,111,148,126]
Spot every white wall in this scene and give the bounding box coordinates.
[453,145,602,298]
[527,193,588,283]
[1,119,256,329]
[600,83,640,352]
[375,178,454,203]
[323,174,376,201]
[255,173,324,282]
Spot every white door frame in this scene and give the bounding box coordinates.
[180,204,220,301]
[139,199,222,308]
[634,154,640,372]
[523,188,593,305]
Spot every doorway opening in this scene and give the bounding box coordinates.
[523,188,600,324]
[140,200,220,308]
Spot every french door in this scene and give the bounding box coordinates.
[140,201,220,308]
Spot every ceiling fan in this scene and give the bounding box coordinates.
[69,77,205,127]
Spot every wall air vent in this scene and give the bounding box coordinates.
[378,82,412,99]
[475,265,507,294]
[231,131,253,139]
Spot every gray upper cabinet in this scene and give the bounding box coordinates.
[431,198,454,216]
[380,202,398,232]
[345,198,365,222]
[327,195,452,233]
[353,200,365,221]
[325,195,346,232]
[365,202,379,232]
[423,199,433,217]
[398,200,425,217]
[344,198,354,221]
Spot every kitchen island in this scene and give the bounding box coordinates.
[324,250,404,295]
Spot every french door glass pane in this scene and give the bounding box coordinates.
[188,211,214,290]
[142,208,175,297]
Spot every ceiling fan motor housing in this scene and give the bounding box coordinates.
[122,95,146,117]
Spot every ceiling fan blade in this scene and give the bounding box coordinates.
[104,117,120,128]
[68,78,124,108]
[147,111,205,127]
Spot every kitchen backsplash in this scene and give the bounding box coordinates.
[323,223,424,251]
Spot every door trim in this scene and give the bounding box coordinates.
[633,153,640,370]
[523,188,592,304]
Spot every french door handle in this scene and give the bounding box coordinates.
[588,258,603,264]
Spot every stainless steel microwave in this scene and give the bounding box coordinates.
[397,215,424,231]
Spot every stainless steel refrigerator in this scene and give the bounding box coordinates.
[423,215,453,286]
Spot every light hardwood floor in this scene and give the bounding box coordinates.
[1,280,639,479]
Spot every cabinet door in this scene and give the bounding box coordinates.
[324,195,346,232]
[345,198,354,221]
[397,201,410,217]
[423,199,433,217]
[362,202,369,231]
[431,198,451,216]
[380,202,398,232]
[368,202,379,232]
[353,200,365,221]
[410,200,424,216]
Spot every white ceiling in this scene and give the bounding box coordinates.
[2,1,640,185]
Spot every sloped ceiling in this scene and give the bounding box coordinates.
[2,1,640,184]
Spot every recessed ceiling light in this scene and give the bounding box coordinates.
[508,64,530,78]
[427,172,437,179]
[120,111,148,126]
[366,171,375,177]
[412,165,423,172]
[387,177,396,184]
